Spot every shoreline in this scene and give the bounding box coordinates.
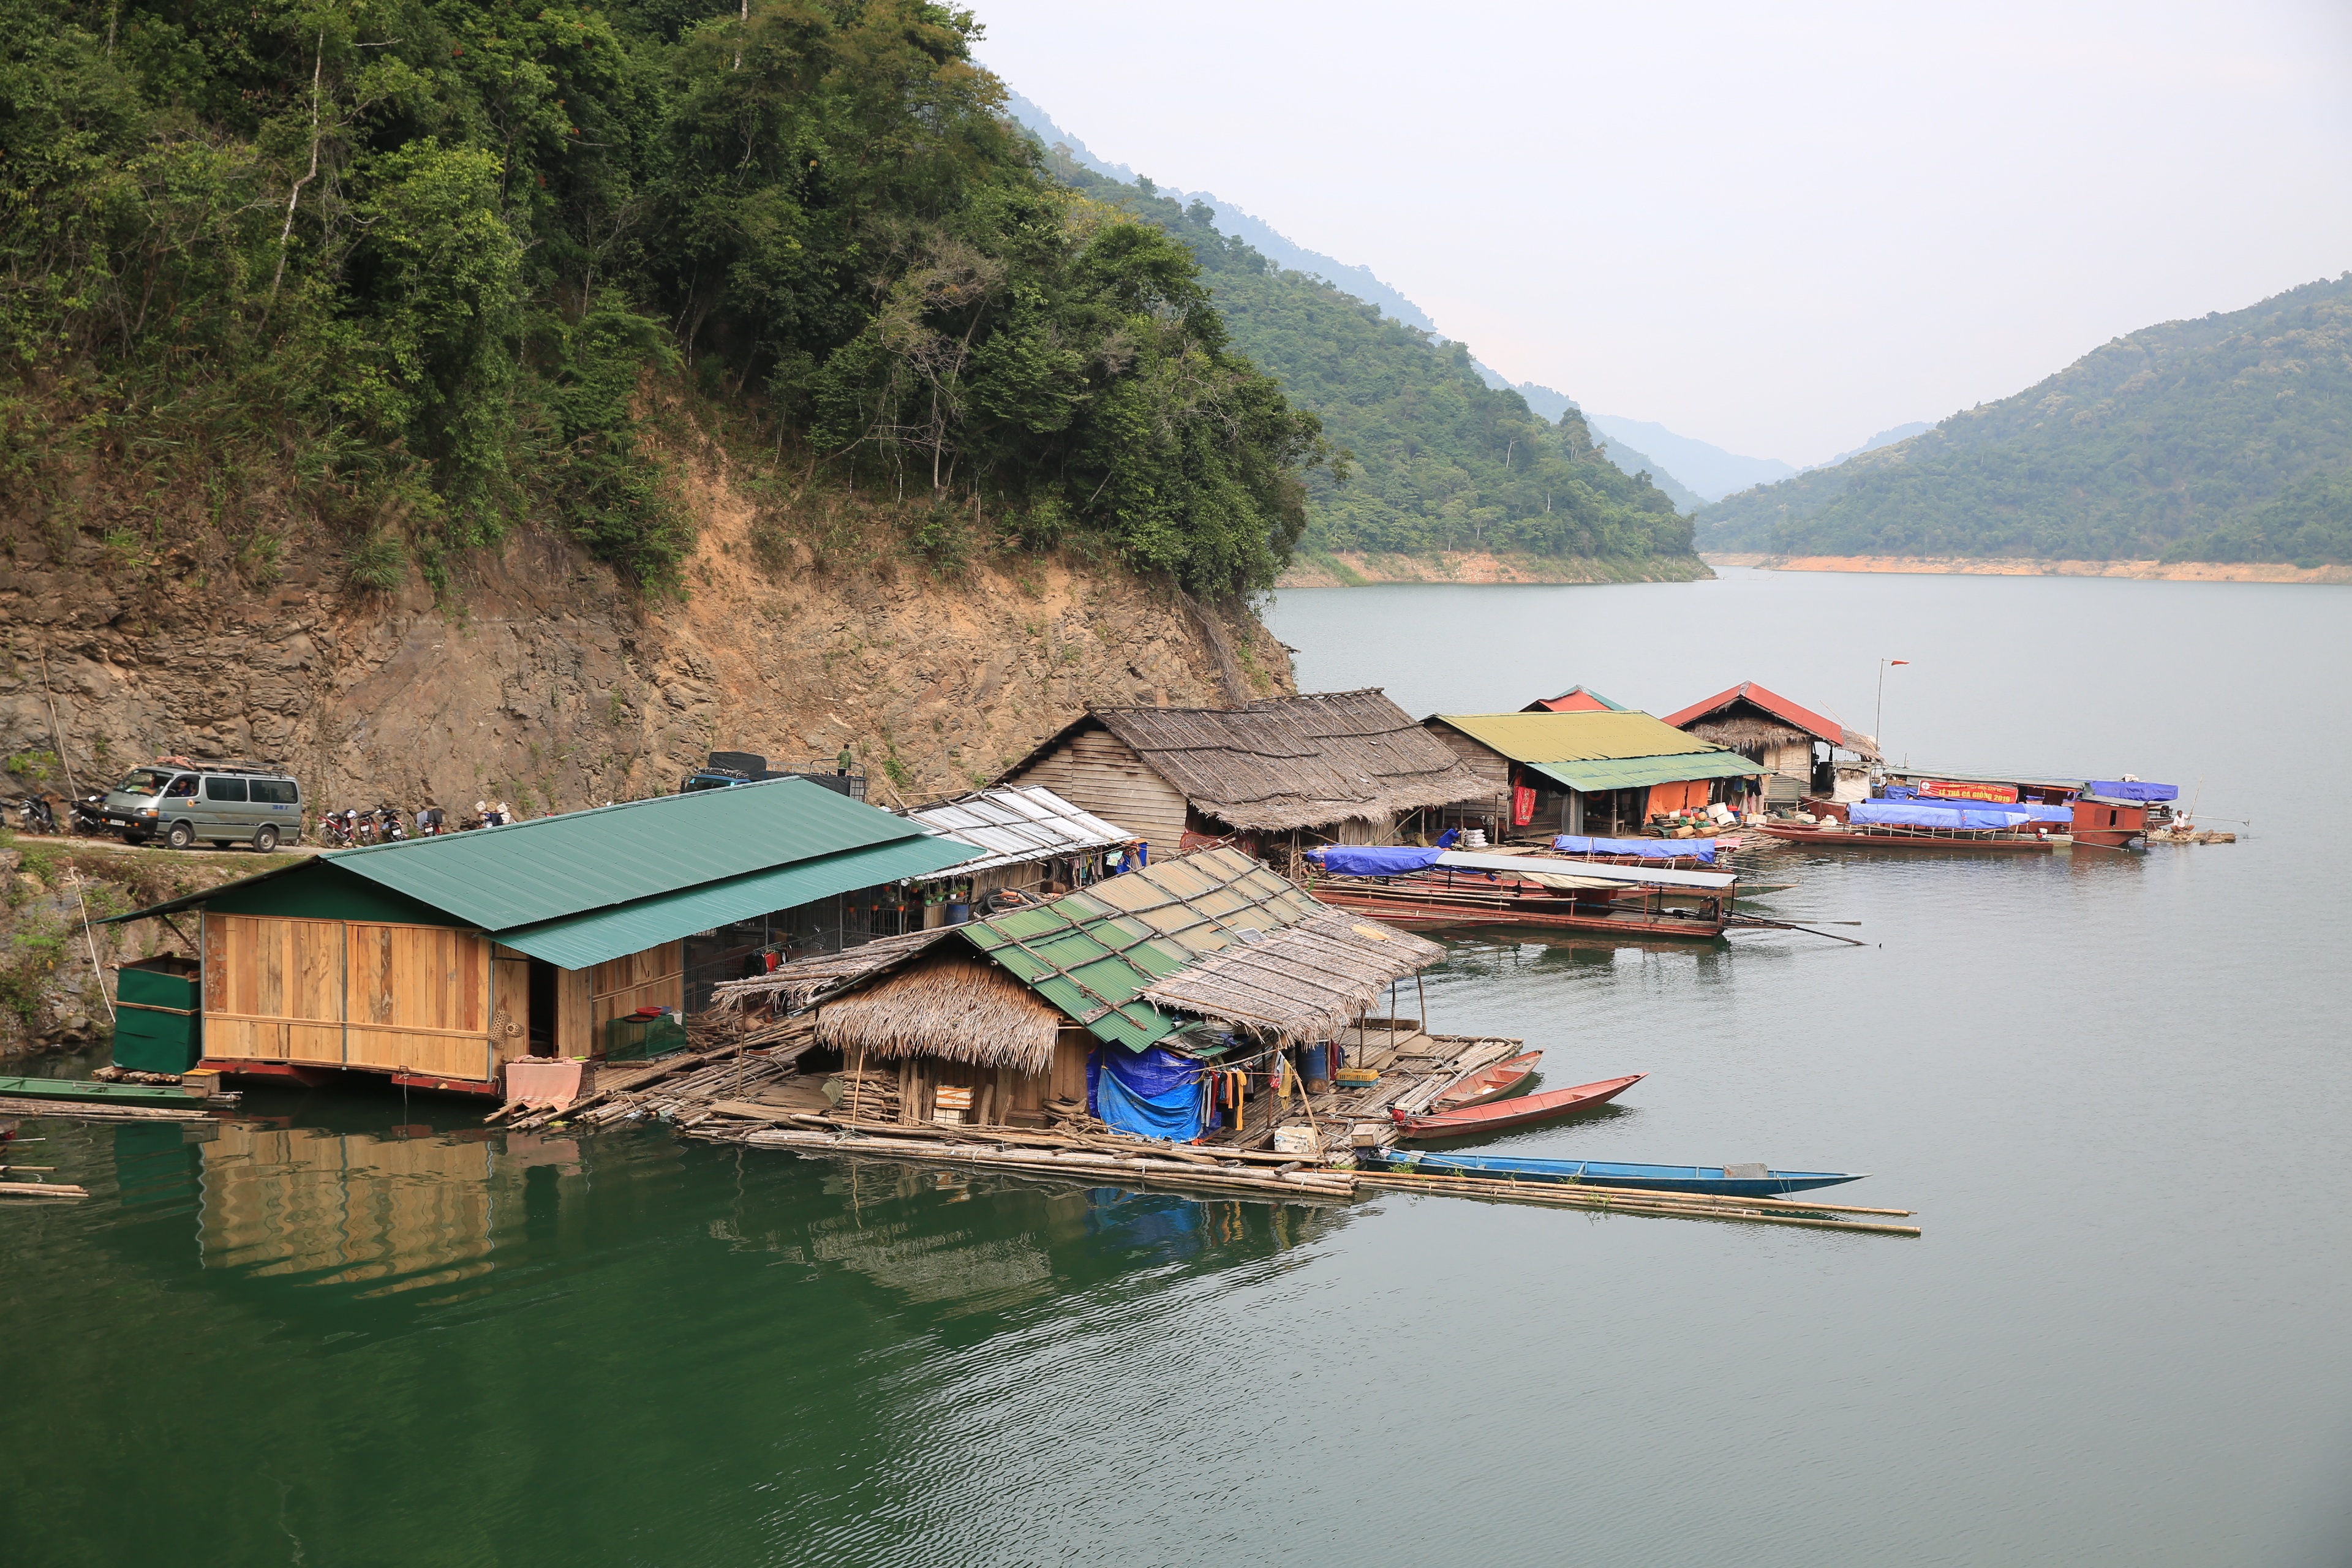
[1276,551,1713,588]
[1702,553,2351,585]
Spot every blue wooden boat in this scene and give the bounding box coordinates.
[1366,1147,1865,1197]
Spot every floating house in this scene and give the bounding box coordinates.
[1422,710,1765,838]
[1659,681,1881,806]
[102,781,980,1095]
[902,785,1138,924]
[998,690,1489,857]
[714,846,1446,1137]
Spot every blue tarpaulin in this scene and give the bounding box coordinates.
[1881,785,2073,822]
[1088,1045,1205,1140]
[1552,834,1717,864]
[1309,845,1444,875]
[1848,801,2034,830]
[2087,780,2177,801]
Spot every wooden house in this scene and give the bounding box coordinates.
[1423,710,1765,838]
[1659,681,1881,806]
[103,780,979,1096]
[998,690,1489,856]
[712,846,1444,1133]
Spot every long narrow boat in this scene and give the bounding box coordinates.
[1390,1072,1645,1139]
[1755,821,2056,852]
[0,1074,227,1110]
[1428,1050,1543,1112]
[1366,1146,1865,1197]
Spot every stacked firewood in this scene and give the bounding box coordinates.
[831,1068,904,1123]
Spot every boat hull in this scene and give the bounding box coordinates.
[1756,823,2054,852]
[1392,1072,1646,1139]
[1369,1147,1866,1197]
[1314,883,1726,938]
[1428,1050,1542,1112]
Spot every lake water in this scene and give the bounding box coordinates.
[7,568,2350,1567]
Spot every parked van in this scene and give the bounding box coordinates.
[104,764,304,850]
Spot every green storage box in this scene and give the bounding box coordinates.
[113,955,203,1074]
[604,1012,688,1063]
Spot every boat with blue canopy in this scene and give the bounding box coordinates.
[1365,1147,1866,1197]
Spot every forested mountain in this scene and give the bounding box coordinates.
[1038,161,1694,565]
[1,0,1329,596]
[1480,375,1703,511]
[1700,277,2352,564]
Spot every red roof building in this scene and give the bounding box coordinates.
[1660,681,1880,801]
[1519,685,1630,714]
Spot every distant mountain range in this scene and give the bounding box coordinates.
[1005,92,1741,517]
[1697,277,2352,565]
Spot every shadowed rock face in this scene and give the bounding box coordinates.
[0,458,1292,821]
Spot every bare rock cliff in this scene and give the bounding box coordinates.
[0,447,1294,818]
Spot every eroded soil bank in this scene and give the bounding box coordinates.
[1703,553,2352,585]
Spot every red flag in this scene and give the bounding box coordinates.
[1890,659,1910,665]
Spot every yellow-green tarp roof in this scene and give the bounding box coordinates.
[1430,710,1731,764]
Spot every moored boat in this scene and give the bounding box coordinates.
[1427,1050,1543,1112]
[1367,1147,1866,1197]
[1306,846,1736,939]
[1390,1072,1645,1139]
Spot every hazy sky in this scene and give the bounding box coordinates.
[973,1,2352,466]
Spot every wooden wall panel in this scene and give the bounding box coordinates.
[1048,1031,1091,1106]
[587,940,684,1052]
[1011,729,1189,856]
[1425,725,1513,810]
[345,1028,492,1080]
[206,1016,288,1060]
[491,956,530,1066]
[555,967,593,1058]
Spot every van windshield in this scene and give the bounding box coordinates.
[115,769,173,797]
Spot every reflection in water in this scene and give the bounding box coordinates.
[195,1123,581,1295]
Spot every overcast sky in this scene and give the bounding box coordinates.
[973,1,2352,467]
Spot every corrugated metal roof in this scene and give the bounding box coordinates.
[957,846,1324,1050]
[1430,711,1728,765]
[1520,684,1630,713]
[1524,752,1765,793]
[494,835,977,970]
[322,778,921,931]
[905,786,1135,878]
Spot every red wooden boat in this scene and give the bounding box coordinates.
[1390,1072,1646,1140]
[1428,1050,1543,1112]
[1755,821,2054,852]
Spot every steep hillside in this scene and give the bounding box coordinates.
[1046,167,1700,578]
[1700,276,2352,563]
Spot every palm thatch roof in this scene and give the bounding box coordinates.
[1137,909,1447,1047]
[1025,690,1490,833]
[706,927,959,1012]
[815,952,1063,1073]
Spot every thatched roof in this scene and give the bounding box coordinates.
[1138,910,1447,1047]
[707,927,959,1012]
[1068,689,1490,833]
[816,952,1063,1074]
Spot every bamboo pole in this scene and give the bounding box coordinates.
[1354,1175,1919,1235]
[0,1182,89,1199]
[1359,1166,1912,1215]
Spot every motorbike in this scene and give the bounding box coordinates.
[15,795,58,835]
[317,812,355,848]
[352,809,376,845]
[67,795,108,836]
[374,807,408,842]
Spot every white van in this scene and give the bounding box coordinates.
[104,765,304,851]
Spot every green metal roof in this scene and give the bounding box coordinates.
[1432,710,1728,764]
[496,834,976,970]
[320,778,920,930]
[957,846,1323,1051]
[1525,752,1765,793]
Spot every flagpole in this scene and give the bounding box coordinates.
[1875,658,1907,759]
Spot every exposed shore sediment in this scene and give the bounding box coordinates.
[1277,551,1713,589]
[1703,553,2351,585]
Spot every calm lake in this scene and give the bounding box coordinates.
[7,568,2349,1567]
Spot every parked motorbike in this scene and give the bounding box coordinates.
[351,809,376,845]
[374,806,408,842]
[67,794,108,836]
[15,795,58,834]
[317,812,355,848]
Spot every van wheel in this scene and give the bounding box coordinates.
[164,821,195,850]
[252,824,280,852]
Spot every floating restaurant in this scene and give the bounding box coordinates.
[998,690,1489,861]
[99,782,981,1095]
